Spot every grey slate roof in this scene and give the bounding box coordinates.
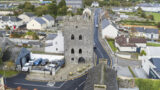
[134,27,159,34]
[2,16,22,22]
[35,17,46,25]
[46,34,57,40]
[24,12,35,17]
[16,48,30,65]
[101,19,110,29]
[43,15,54,21]
[150,58,160,77]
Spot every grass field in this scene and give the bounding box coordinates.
[119,20,156,26]
[146,12,160,22]
[147,43,160,47]
[107,39,117,52]
[0,70,18,77]
[135,78,160,90]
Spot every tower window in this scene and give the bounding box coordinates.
[71,58,74,61]
[76,26,78,28]
[79,49,82,54]
[71,34,74,40]
[79,35,82,40]
[71,48,74,54]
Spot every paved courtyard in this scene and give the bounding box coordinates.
[26,63,93,82]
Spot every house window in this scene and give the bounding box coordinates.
[79,35,82,40]
[79,49,82,54]
[71,48,74,54]
[71,34,74,40]
[76,26,78,28]
[55,42,57,44]
[56,48,58,51]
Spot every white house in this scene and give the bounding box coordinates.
[101,19,118,39]
[115,35,146,52]
[91,1,99,7]
[112,7,134,12]
[132,27,159,40]
[142,58,160,79]
[0,16,23,29]
[45,31,64,53]
[18,12,36,24]
[27,17,47,30]
[42,15,55,28]
[135,3,160,12]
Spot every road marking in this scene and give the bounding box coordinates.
[79,81,85,87]
[75,87,78,90]
[14,81,66,88]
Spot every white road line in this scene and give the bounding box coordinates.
[14,83,49,88]
[14,81,66,88]
[79,81,85,87]
[75,88,78,90]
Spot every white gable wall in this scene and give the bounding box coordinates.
[102,24,118,39]
[27,20,47,30]
[18,14,36,24]
[42,17,55,28]
[45,32,64,53]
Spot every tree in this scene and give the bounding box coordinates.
[18,2,35,12]
[137,7,143,15]
[141,12,146,18]
[140,50,146,56]
[47,1,58,17]
[157,22,160,28]
[5,25,10,30]
[57,0,67,16]
[35,6,48,16]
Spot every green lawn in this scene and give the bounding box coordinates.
[146,12,160,22]
[119,20,156,26]
[107,39,117,52]
[0,70,18,77]
[135,78,160,90]
[147,43,160,47]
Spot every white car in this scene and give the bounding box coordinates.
[22,66,29,72]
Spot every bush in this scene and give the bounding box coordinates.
[140,50,146,56]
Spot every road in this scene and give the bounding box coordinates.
[94,8,111,65]
[6,73,87,90]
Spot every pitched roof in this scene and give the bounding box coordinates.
[43,15,54,21]
[46,34,57,40]
[134,27,159,34]
[24,12,35,17]
[34,17,46,25]
[2,16,22,22]
[16,48,30,65]
[150,58,160,76]
[115,35,146,47]
[101,19,110,29]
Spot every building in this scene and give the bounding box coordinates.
[91,1,99,7]
[115,35,146,52]
[131,27,159,40]
[0,75,4,90]
[16,48,30,70]
[27,17,47,30]
[18,12,36,24]
[135,3,160,12]
[101,19,118,39]
[45,31,64,53]
[42,15,55,28]
[57,0,83,8]
[112,7,134,12]
[64,16,93,64]
[84,63,118,90]
[0,16,23,29]
[142,58,160,79]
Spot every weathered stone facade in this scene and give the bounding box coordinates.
[64,15,93,64]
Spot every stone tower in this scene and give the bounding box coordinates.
[64,15,93,64]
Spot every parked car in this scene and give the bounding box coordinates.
[33,58,42,66]
[41,59,48,66]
